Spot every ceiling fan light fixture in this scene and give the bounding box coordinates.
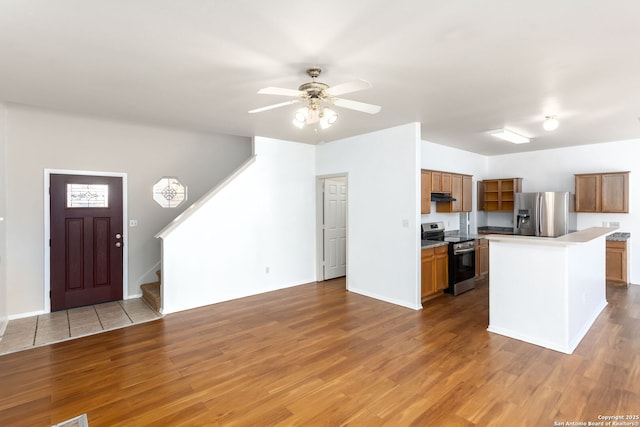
[489,128,530,144]
[292,117,305,128]
[543,116,559,131]
[292,108,308,128]
[320,108,338,129]
[252,67,381,130]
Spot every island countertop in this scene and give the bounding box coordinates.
[484,227,618,246]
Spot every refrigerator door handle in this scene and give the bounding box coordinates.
[537,194,543,235]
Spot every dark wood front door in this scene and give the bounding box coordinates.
[50,174,124,311]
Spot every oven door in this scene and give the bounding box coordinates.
[450,247,476,283]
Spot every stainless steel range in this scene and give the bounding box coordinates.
[421,222,476,296]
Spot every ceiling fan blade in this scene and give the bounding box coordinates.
[323,79,372,97]
[248,100,300,114]
[257,87,305,97]
[332,98,381,114]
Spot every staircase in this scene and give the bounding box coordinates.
[141,270,161,313]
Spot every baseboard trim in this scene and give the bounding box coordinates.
[8,310,45,321]
[0,318,8,336]
[347,287,422,311]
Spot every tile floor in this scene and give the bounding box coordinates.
[0,299,161,355]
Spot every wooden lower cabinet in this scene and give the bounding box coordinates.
[475,238,489,281]
[421,245,449,300]
[606,240,628,285]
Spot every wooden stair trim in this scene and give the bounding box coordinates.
[140,270,161,313]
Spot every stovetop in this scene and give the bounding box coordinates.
[444,235,476,243]
[421,222,480,244]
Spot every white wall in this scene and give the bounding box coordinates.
[159,137,317,314]
[488,236,607,353]
[488,139,640,284]
[0,103,7,331]
[316,123,422,310]
[420,140,489,232]
[4,104,251,316]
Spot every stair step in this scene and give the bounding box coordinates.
[141,281,161,313]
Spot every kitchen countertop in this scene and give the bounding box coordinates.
[485,227,618,246]
[450,233,484,240]
[607,232,631,241]
[421,240,449,249]
[477,226,514,235]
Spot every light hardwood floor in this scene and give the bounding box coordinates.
[0,278,638,426]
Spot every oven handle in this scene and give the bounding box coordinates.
[453,248,476,255]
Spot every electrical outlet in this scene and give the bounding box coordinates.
[129,219,138,227]
[610,221,620,227]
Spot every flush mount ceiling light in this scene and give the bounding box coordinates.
[543,116,559,131]
[488,128,530,144]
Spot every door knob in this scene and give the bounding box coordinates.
[115,242,122,248]
[115,233,122,239]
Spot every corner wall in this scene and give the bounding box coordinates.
[159,137,317,314]
[4,104,251,316]
[316,123,422,310]
[0,104,7,331]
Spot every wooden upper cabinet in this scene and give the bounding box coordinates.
[422,169,472,213]
[431,172,440,192]
[602,173,629,213]
[575,174,601,212]
[450,174,462,212]
[462,175,472,212]
[421,170,431,214]
[431,171,441,192]
[478,178,522,211]
[477,180,485,211]
[431,172,452,193]
[441,173,452,193]
[575,172,628,213]
[433,173,473,213]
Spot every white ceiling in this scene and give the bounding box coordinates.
[1,1,639,155]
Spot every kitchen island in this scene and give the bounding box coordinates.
[484,227,617,354]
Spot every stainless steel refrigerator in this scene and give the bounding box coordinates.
[513,192,576,237]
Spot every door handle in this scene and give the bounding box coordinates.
[454,248,475,255]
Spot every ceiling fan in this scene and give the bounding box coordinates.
[248,67,381,129]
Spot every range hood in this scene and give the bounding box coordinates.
[431,192,456,202]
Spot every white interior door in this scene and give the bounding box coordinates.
[323,178,347,280]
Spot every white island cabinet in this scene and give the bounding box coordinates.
[485,227,617,354]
